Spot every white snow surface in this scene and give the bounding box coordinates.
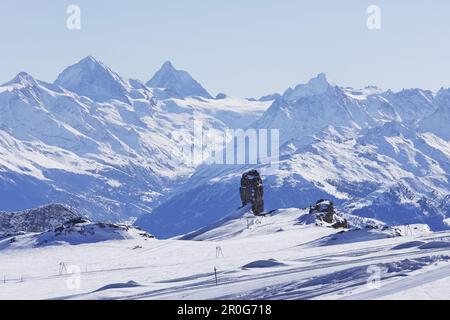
[1,208,450,300]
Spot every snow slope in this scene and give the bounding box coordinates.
[1,207,449,300]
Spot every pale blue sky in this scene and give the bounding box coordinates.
[1,0,450,97]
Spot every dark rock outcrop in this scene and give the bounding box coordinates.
[49,218,154,240]
[0,204,81,237]
[309,199,348,229]
[240,170,264,215]
[215,93,227,99]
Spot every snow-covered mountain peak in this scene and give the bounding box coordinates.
[1,72,44,92]
[69,55,110,72]
[54,56,129,102]
[435,87,450,106]
[150,61,179,82]
[146,61,212,99]
[4,72,37,86]
[395,88,434,104]
[310,72,328,85]
[256,74,372,144]
[160,60,176,71]
[283,73,332,101]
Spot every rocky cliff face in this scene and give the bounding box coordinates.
[308,199,348,229]
[0,204,80,237]
[240,170,264,215]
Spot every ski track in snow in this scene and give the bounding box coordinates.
[2,208,450,300]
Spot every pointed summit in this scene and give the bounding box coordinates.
[312,72,328,83]
[2,72,38,87]
[161,60,176,70]
[146,61,212,99]
[54,56,129,102]
[283,73,332,101]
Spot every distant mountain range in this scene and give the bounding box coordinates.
[0,56,449,237]
[136,74,450,237]
[0,56,270,222]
